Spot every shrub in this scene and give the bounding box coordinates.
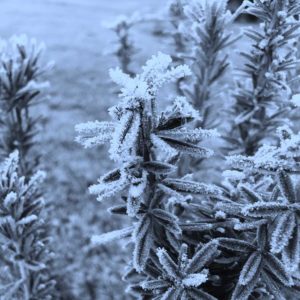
[104,13,142,76]
[0,35,52,177]
[227,0,300,155]
[76,52,222,298]
[0,35,55,299]
[0,152,55,300]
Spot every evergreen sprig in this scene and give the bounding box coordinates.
[76,52,222,296]
[104,13,142,76]
[0,35,55,300]
[0,35,52,177]
[183,0,237,129]
[0,152,55,300]
[228,0,300,155]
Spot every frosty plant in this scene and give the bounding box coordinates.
[212,166,300,299]
[104,12,142,75]
[168,0,187,58]
[228,125,300,175]
[0,152,55,300]
[0,35,55,299]
[0,35,52,177]
[76,52,222,295]
[228,0,300,155]
[166,0,242,176]
[126,242,220,299]
[183,0,238,129]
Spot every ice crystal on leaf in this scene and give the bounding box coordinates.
[75,121,114,148]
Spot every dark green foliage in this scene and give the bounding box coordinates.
[0,36,55,300]
[76,52,222,298]
[0,153,56,300]
[0,36,51,177]
[227,0,300,155]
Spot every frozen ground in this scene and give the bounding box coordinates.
[0,1,249,299]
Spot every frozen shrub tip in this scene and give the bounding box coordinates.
[77,52,220,294]
[134,242,219,299]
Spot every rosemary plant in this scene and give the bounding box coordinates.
[0,152,55,300]
[0,35,51,177]
[104,13,142,76]
[0,35,55,300]
[228,0,300,155]
[183,0,237,129]
[76,52,222,298]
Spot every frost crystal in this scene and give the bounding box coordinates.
[91,227,133,245]
[182,270,208,287]
[75,121,114,148]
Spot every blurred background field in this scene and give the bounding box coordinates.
[0,0,248,299]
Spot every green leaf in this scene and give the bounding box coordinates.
[156,116,194,131]
[185,241,219,273]
[133,215,153,272]
[238,252,262,286]
[162,178,221,196]
[277,170,296,203]
[143,161,176,175]
[242,202,289,217]
[264,253,293,286]
[187,288,217,300]
[240,185,263,203]
[282,222,300,271]
[141,279,170,290]
[159,137,213,157]
[217,238,255,253]
[157,248,179,279]
[271,212,296,253]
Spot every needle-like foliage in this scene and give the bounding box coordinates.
[227,0,300,155]
[104,13,142,76]
[76,52,222,296]
[0,35,55,300]
[183,0,237,129]
[0,35,52,177]
[0,152,55,300]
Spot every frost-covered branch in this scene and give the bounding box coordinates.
[227,126,300,175]
[76,52,222,296]
[183,0,237,128]
[0,152,55,299]
[0,35,52,176]
[103,12,143,75]
[228,0,300,155]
